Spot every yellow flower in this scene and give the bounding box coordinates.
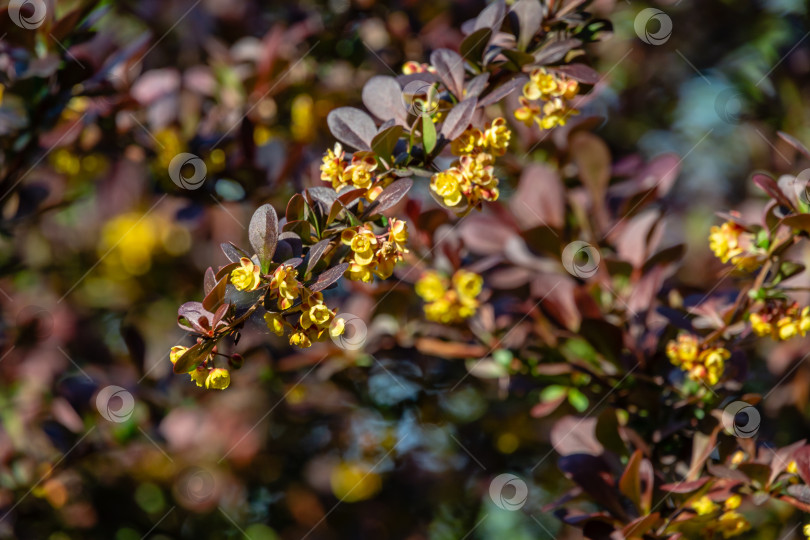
[170,346,188,365]
[205,368,231,390]
[430,169,464,206]
[483,118,511,156]
[665,334,699,366]
[750,312,773,337]
[264,312,285,336]
[788,460,799,474]
[388,218,409,252]
[346,152,378,189]
[330,461,382,502]
[450,127,485,156]
[691,495,718,515]
[730,451,745,465]
[230,257,262,291]
[290,331,312,348]
[697,347,729,385]
[330,316,346,337]
[724,494,742,510]
[321,143,349,190]
[777,316,799,340]
[270,264,300,309]
[708,222,745,264]
[346,262,374,283]
[453,270,483,299]
[514,97,541,127]
[803,523,810,537]
[348,228,378,266]
[189,367,208,387]
[301,303,332,329]
[716,510,750,538]
[800,307,810,336]
[539,98,575,129]
[416,271,446,302]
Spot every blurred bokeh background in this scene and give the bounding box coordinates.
[1,0,810,538]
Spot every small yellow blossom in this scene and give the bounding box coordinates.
[170,346,188,365]
[320,143,349,190]
[230,258,262,291]
[451,127,485,156]
[691,495,718,515]
[205,368,231,390]
[453,270,483,299]
[416,271,446,302]
[750,312,773,337]
[264,312,285,336]
[724,494,742,510]
[417,269,484,324]
[716,510,750,538]
[483,117,511,156]
[666,334,728,386]
[269,264,300,310]
[788,460,799,474]
[430,169,464,207]
[189,366,208,387]
[290,331,312,348]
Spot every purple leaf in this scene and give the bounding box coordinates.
[362,76,408,126]
[430,49,465,99]
[327,107,377,151]
[440,98,478,141]
[248,204,279,265]
[310,263,349,292]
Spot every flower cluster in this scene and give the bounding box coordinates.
[430,118,511,210]
[229,258,347,349]
[342,218,409,282]
[170,346,231,390]
[708,221,765,271]
[514,68,580,130]
[666,334,729,386]
[401,61,436,75]
[750,303,810,340]
[265,288,345,349]
[320,144,379,192]
[690,494,750,538]
[415,269,483,324]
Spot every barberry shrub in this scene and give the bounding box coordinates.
[164,1,810,539]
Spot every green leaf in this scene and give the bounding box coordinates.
[540,385,568,403]
[173,340,216,374]
[567,389,589,412]
[422,113,437,154]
